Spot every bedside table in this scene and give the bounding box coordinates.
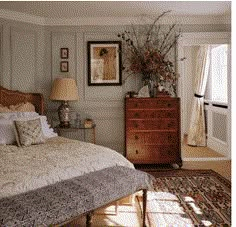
[54,125,96,144]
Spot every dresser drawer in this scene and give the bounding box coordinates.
[126,109,177,119]
[126,145,179,164]
[126,131,178,145]
[127,119,178,130]
[126,98,178,109]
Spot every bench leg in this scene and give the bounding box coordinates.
[143,189,147,227]
[86,212,92,227]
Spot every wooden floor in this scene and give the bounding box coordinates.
[182,136,231,180]
[66,142,231,226]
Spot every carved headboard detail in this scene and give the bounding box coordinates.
[0,86,44,115]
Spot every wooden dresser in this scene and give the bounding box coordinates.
[125,97,182,167]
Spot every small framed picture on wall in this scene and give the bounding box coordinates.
[60,48,69,59]
[60,61,69,72]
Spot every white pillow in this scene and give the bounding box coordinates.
[0,119,16,145]
[0,113,57,145]
[39,116,58,138]
[0,112,39,120]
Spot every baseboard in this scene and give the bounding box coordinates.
[207,137,230,158]
[183,157,231,161]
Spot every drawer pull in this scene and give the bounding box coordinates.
[134,123,138,128]
[134,112,139,117]
[135,103,138,107]
[135,135,139,140]
[167,103,171,107]
[135,150,139,154]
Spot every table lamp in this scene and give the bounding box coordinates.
[50,77,79,128]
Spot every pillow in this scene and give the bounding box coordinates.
[0,113,57,145]
[14,118,45,146]
[9,102,35,112]
[0,113,19,144]
[0,112,18,120]
[0,105,12,112]
[0,102,35,112]
[0,112,39,120]
[0,119,16,145]
[39,116,58,138]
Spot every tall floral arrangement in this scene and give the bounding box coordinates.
[118,11,182,97]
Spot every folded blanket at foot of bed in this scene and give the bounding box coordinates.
[0,166,155,227]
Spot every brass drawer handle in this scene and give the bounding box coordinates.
[135,150,139,154]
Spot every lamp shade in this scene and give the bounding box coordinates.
[50,78,79,101]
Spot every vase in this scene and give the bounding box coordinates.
[143,79,155,98]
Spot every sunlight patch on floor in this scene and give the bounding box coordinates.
[184,196,203,215]
[145,191,194,226]
[92,202,142,227]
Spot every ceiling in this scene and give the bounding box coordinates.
[0,1,231,19]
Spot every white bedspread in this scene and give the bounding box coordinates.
[0,136,134,199]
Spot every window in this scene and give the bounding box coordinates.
[205,44,229,104]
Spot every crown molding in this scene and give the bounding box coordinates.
[0,9,45,25]
[0,9,231,26]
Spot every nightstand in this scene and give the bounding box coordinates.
[54,125,96,144]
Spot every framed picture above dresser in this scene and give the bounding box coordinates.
[125,97,182,168]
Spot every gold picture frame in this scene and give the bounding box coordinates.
[87,41,122,86]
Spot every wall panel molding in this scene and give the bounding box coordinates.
[0,25,3,85]
[51,31,77,82]
[10,26,37,91]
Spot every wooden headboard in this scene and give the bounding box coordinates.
[0,86,44,115]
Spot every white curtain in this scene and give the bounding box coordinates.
[187,46,210,146]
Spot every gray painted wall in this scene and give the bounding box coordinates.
[0,18,230,154]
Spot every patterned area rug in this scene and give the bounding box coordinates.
[137,169,231,226]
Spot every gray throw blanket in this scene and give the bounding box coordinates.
[0,166,155,226]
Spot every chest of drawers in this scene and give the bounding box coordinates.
[125,97,182,167]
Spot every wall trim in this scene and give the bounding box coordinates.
[0,9,231,26]
[0,25,3,85]
[183,157,231,161]
[207,137,230,158]
[0,9,45,25]
[10,26,38,91]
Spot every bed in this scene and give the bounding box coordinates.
[0,85,135,195]
[0,86,150,225]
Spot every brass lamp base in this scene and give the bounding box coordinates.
[58,101,71,128]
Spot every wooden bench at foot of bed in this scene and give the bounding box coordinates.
[0,166,155,227]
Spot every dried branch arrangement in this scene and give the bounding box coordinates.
[118,11,183,96]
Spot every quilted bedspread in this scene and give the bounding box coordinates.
[0,136,134,199]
